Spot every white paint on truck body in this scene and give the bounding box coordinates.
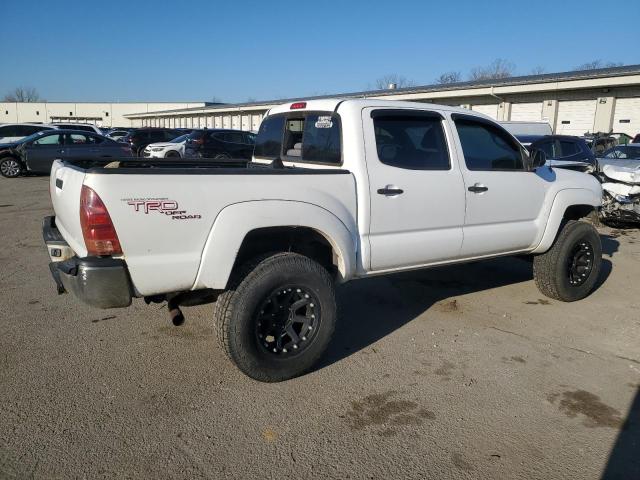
[50,98,602,298]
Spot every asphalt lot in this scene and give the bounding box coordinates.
[0,175,639,480]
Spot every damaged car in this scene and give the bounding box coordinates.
[595,145,640,225]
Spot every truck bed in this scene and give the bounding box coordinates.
[63,157,350,176]
[50,158,357,296]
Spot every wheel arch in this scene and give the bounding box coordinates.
[532,188,601,254]
[192,200,357,290]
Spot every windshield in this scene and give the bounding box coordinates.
[17,131,48,144]
[169,134,189,143]
[604,146,640,159]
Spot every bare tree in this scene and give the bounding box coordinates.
[468,59,516,81]
[574,60,623,70]
[2,86,42,102]
[530,66,546,75]
[374,74,415,90]
[435,71,462,84]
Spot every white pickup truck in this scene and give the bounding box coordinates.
[43,99,603,382]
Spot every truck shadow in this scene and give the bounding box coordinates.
[318,249,614,371]
[601,386,640,479]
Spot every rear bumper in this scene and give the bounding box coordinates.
[43,216,133,308]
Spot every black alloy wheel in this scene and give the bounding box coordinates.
[255,286,320,356]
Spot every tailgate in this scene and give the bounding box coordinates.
[49,160,88,257]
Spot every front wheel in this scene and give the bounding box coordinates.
[165,150,181,158]
[0,157,23,178]
[533,220,602,302]
[214,253,336,382]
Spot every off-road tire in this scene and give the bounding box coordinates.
[213,252,336,382]
[533,220,602,302]
[0,157,23,178]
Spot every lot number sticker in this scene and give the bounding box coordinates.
[315,116,333,129]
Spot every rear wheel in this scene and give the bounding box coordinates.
[214,252,336,382]
[533,220,602,302]
[0,157,23,178]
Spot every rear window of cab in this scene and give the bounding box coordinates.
[254,112,341,164]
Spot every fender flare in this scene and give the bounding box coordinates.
[192,200,357,289]
[531,188,601,254]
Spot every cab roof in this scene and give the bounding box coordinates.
[267,98,478,117]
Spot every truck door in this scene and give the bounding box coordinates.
[364,108,466,271]
[451,114,548,256]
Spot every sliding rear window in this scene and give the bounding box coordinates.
[254,112,341,164]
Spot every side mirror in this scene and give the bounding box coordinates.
[529,149,547,170]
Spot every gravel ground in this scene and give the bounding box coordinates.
[0,175,638,480]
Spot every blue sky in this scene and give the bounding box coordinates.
[1,0,638,103]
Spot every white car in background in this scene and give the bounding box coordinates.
[142,133,190,158]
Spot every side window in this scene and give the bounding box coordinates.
[301,114,341,164]
[66,133,91,145]
[149,131,165,142]
[224,132,244,143]
[254,115,285,159]
[558,140,580,158]
[372,114,449,170]
[535,140,555,159]
[33,134,63,146]
[22,125,46,136]
[0,126,18,137]
[454,118,524,170]
[15,125,36,137]
[244,133,256,145]
[163,130,178,141]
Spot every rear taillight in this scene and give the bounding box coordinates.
[80,185,122,256]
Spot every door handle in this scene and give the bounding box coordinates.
[468,183,488,193]
[377,185,404,196]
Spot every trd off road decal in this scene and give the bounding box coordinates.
[122,198,201,220]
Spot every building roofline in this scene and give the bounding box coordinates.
[125,64,640,118]
[0,101,219,105]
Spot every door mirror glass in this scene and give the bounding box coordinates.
[529,148,547,169]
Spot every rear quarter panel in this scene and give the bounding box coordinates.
[84,171,357,296]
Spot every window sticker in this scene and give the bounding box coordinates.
[315,116,333,129]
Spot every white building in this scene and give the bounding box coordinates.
[0,102,209,128]
[3,65,639,136]
[127,64,640,137]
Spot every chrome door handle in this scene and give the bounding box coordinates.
[468,183,488,193]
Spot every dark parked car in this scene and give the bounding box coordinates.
[632,133,640,143]
[519,135,596,172]
[184,129,256,159]
[0,130,132,178]
[119,128,182,156]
